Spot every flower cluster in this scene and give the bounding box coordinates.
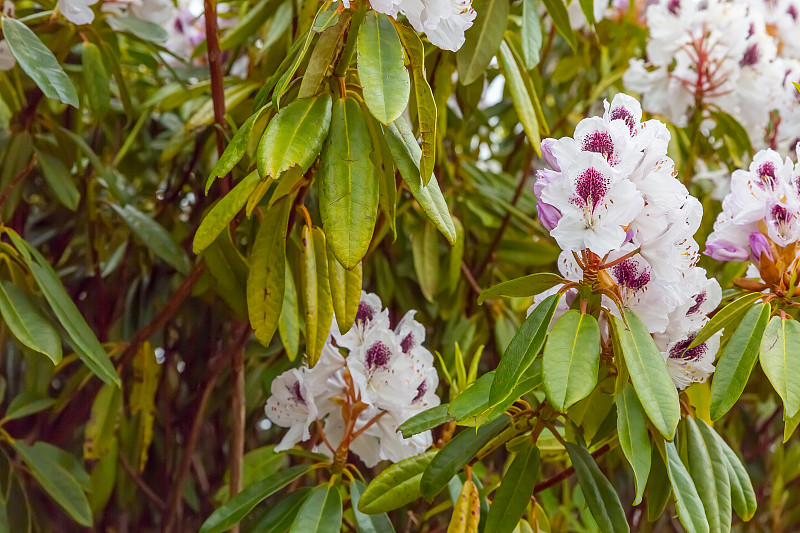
[623,0,800,152]
[265,292,440,467]
[706,147,800,286]
[534,93,722,389]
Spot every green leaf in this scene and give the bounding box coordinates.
[448,478,480,532]
[257,94,333,179]
[205,110,265,193]
[485,444,539,533]
[313,1,340,32]
[199,464,310,533]
[359,451,436,514]
[449,371,494,422]
[615,383,651,505]
[278,260,300,360]
[106,16,168,44]
[13,442,92,527]
[398,404,454,438]
[521,0,543,69]
[357,12,410,125]
[6,230,119,386]
[251,488,311,533]
[203,235,248,320]
[686,418,732,533]
[663,440,709,533]
[759,315,800,418]
[319,97,379,269]
[579,0,595,25]
[478,273,563,304]
[3,393,55,421]
[34,146,80,211]
[610,312,680,439]
[84,384,122,460]
[0,280,61,364]
[220,0,279,49]
[288,483,343,533]
[497,40,541,156]
[543,310,601,412]
[300,226,334,366]
[2,18,79,107]
[564,442,629,533]
[687,293,762,350]
[111,204,192,275]
[711,431,756,521]
[709,302,770,420]
[247,195,293,346]
[81,42,109,117]
[328,244,362,334]
[299,13,350,98]
[412,221,440,302]
[350,480,396,533]
[384,119,456,244]
[456,0,509,84]
[394,23,437,185]
[420,415,510,501]
[540,0,577,52]
[194,171,261,254]
[645,443,671,522]
[214,446,288,503]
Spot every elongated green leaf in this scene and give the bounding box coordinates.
[579,0,595,24]
[611,312,680,439]
[359,451,436,513]
[301,226,334,366]
[112,204,191,274]
[6,231,119,386]
[399,404,454,438]
[543,311,601,412]
[456,0,509,84]
[206,110,265,193]
[412,221,440,302]
[299,13,350,98]
[485,444,539,533]
[220,0,278,49]
[711,431,756,521]
[328,244,362,333]
[351,480,395,533]
[358,12,410,124]
[688,293,762,350]
[540,0,576,52]
[384,119,456,243]
[449,371,494,421]
[498,40,541,155]
[420,415,509,501]
[2,18,79,107]
[522,0,543,69]
[258,94,332,179]
[688,418,732,533]
[3,393,54,421]
[489,293,560,407]
[35,146,80,211]
[279,260,301,360]
[709,302,770,420]
[107,16,168,44]
[84,384,121,460]
[615,384,650,505]
[663,441,709,533]
[312,1,339,32]
[199,464,310,533]
[247,195,293,346]
[194,171,261,254]
[645,443,671,522]
[478,273,563,304]
[251,487,311,533]
[13,442,92,527]
[319,98,379,268]
[288,483,342,533]
[0,281,61,364]
[204,235,248,319]
[448,478,480,533]
[82,42,109,117]
[394,23,437,185]
[565,443,629,533]
[760,315,800,418]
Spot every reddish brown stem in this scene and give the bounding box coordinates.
[204,0,230,194]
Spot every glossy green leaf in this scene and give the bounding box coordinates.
[84,384,122,460]
[319,97,379,269]
[359,451,436,514]
[258,94,332,179]
[478,273,563,304]
[247,195,293,346]
[615,383,650,505]
[449,371,494,422]
[565,442,629,533]
[448,478,480,533]
[522,0,543,69]
[351,480,395,533]
[278,261,300,360]
[206,110,265,193]
[312,1,340,32]
[358,12,410,124]
[485,443,539,533]
[687,418,732,533]
[498,40,541,155]
[299,13,350,98]
[420,415,509,501]
[412,221,439,302]
[579,0,595,25]
[543,311,601,412]
[288,483,342,533]
[3,393,55,421]
[251,487,311,533]
[2,18,79,107]
[709,302,770,420]
[0,280,61,364]
[456,0,509,85]
[384,118,456,244]
[760,315,800,418]
[399,404,454,438]
[663,441,709,533]
[112,204,192,275]
[194,171,261,254]
[687,293,762,350]
[645,443,671,522]
[81,42,109,117]
[106,16,168,44]
[199,464,310,533]
[711,431,756,521]
[301,226,334,366]
[35,146,80,211]
[13,442,92,527]
[204,234,248,319]
[611,312,680,439]
[540,0,577,52]
[220,0,279,49]
[327,244,362,333]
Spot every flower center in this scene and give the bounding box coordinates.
[610,107,636,133]
[687,291,706,314]
[611,259,651,291]
[740,43,760,67]
[356,301,375,324]
[288,381,305,405]
[670,337,707,361]
[570,168,609,213]
[582,131,616,163]
[400,332,415,353]
[413,381,427,403]
[365,341,391,370]
[667,0,680,14]
[758,161,778,189]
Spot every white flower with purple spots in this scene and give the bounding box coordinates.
[265,369,319,452]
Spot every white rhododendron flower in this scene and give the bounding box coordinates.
[533,93,722,389]
[265,291,440,467]
[59,0,98,24]
[0,41,15,71]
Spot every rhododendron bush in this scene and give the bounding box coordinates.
[2,0,800,529]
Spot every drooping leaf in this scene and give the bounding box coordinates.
[543,311,601,412]
[687,418,732,533]
[34,146,80,211]
[288,483,343,533]
[687,293,762,350]
[497,40,541,156]
[359,451,436,514]
[129,342,161,470]
[0,280,62,364]
[521,0,543,69]
[84,383,121,460]
[412,221,440,302]
[279,260,301,360]
[299,13,350,98]
[615,383,651,505]
[398,404,454,438]
[112,204,192,275]
[662,441,709,533]
[206,109,266,193]
[540,0,577,52]
[760,315,800,418]
[565,442,629,533]
[456,0,509,85]
[327,244,362,333]
[645,443,672,522]
[478,273,563,304]
[81,42,110,117]
[711,431,756,521]
[300,226,334,366]
[448,478,480,533]
[485,443,539,533]
[106,16,168,44]
[350,480,396,533]
[194,171,261,254]
[251,487,311,533]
